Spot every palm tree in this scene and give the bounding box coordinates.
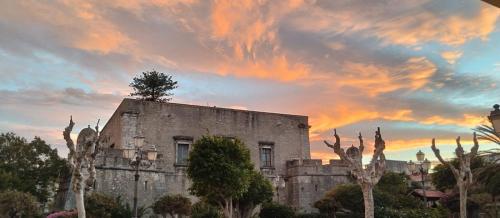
[474,124,500,146]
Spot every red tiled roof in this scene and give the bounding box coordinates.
[412,189,445,198]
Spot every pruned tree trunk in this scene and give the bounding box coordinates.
[324,128,386,218]
[431,133,479,218]
[75,187,85,218]
[459,183,467,218]
[63,116,100,218]
[362,184,374,218]
[222,198,234,218]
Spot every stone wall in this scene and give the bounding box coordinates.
[385,159,409,174]
[97,99,310,208]
[285,159,352,213]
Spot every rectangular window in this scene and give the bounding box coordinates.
[176,143,190,165]
[260,145,273,168]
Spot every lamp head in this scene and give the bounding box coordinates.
[423,158,431,172]
[488,104,500,135]
[416,150,425,162]
[134,136,145,148]
[147,145,157,161]
[122,148,135,159]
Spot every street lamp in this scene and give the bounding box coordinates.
[488,104,500,135]
[407,150,431,207]
[122,136,157,218]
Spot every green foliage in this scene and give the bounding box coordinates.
[295,213,329,218]
[441,194,480,214]
[0,133,67,204]
[238,170,274,209]
[84,192,148,218]
[376,172,408,194]
[313,197,340,217]
[259,202,295,218]
[0,169,21,191]
[129,70,178,102]
[374,206,448,218]
[486,171,500,197]
[0,190,40,218]
[191,201,223,218]
[152,194,191,217]
[474,124,500,145]
[187,136,254,203]
[315,172,437,217]
[431,157,484,191]
[320,183,364,214]
[85,192,119,218]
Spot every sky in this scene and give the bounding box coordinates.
[0,0,499,163]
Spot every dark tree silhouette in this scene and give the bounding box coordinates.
[130,70,178,102]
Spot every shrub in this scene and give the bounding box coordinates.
[0,190,40,217]
[152,194,191,217]
[296,213,329,218]
[47,210,78,218]
[259,202,295,218]
[191,201,222,218]
[84,192,148,218]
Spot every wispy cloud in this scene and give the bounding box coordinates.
[0,0,499,160]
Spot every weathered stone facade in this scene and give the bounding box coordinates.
[96,99,311,210]
[94,99,408,213]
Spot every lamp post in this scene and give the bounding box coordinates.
[407,150,431,207]
[122,136,157,218]
[488,104,500,136]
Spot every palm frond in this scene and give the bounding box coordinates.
[473,124,500,146]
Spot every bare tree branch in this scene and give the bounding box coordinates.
[431,138,460,178]
[63,116,76,168]
[358,132,364,154]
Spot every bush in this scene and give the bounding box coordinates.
[84,192,148,218]
[85,192,119,218]
[296,213,329,218]
[259,203,295,218]
[47,210,78,218]
[191,201,222,218]
[375,206,448,218]
[152,194,191,217]
[0,190,40,217]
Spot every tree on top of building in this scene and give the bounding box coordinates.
[130,70,178,102]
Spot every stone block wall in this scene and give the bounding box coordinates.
[96,99,310,208]
[285,159,352,213]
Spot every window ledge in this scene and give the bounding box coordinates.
[174,164,188,167]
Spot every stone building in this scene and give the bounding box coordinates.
[93,98,407,213]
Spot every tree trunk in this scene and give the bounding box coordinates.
[362,184,374,218]
[223,198,233,218]
[459,183,467,218]
[75,186,85,218]
[239,203,255,218]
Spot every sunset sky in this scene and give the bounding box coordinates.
[0,0,499,162]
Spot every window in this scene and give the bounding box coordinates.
[260,144,274,168]
[176,142,190,165]
[173,136,193,167]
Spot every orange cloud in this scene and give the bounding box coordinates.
[385,137,478,152]
[290,3,499,47]
[309,108,414,140]
[311,151,337,164]
[216,55,309,81]
[441,50,463,65]
[421,114,487,127]
[339,57,436,96]
[376,6,500,46]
